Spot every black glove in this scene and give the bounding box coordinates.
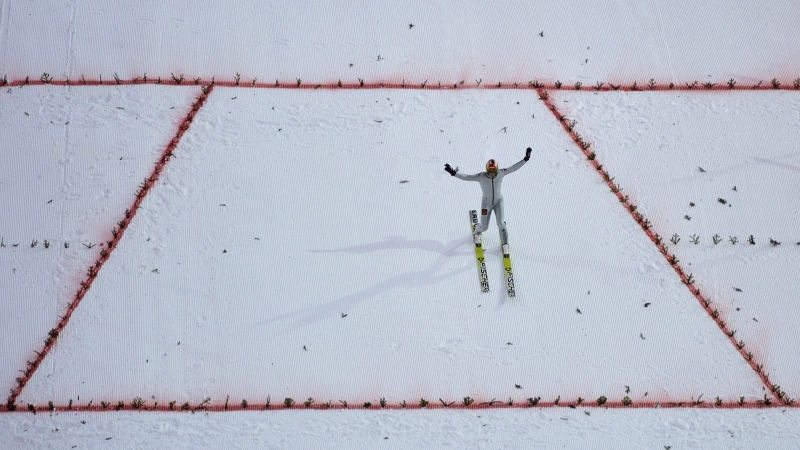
[444,163,457,176]
[524,147,532,161]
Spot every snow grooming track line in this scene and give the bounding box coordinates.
[535,87,794,408]
[2,84,215,412]
[2,399,793,414]
[3,76,800,91]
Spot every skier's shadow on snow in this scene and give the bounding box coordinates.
[259,236,475,329]
[311,236,470,255]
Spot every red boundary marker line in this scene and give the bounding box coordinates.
[1,398,797,414]
[3,84,215,412]
[535,88,795,407]
[3,78,797,414]
[3,76,800,91]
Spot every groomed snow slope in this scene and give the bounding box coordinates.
[3,1,800,85]
[3,0,800,447]
[6,407,800,449]
[554,89,800,400]
[16,88,768,407]
[0,85,195,400]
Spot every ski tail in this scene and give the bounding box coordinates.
[502,244,516,298]
[470,210,490,293]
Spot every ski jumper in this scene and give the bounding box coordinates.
[454,158,527,245]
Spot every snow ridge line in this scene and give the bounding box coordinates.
[1,398,796,415]
[3,77,800,91]
[535,88,793,407]
[3,84,215,412]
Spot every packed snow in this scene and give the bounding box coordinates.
[16,88,769,407]
[555,89,800,401]
[2,0,800,448]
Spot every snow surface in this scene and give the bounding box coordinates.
[18,88,768,407]
[4,408,800,449]
[554,89,800,400]
[2,1,800,84]
[0,85,195,400]
[2,0,800,448]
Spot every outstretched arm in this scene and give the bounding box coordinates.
[502,147,532,175]
[454,171,482,181]
[445,163,481,181]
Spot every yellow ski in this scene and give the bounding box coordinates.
[502,243,516,298]
[469,210,490,292]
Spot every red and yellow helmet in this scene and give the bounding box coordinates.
[486,159,498,174]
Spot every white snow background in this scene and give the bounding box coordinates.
[1,1,800,448]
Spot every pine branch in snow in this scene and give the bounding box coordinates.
[131,396,144,409]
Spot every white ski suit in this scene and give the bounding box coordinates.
[454,158,528,245]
